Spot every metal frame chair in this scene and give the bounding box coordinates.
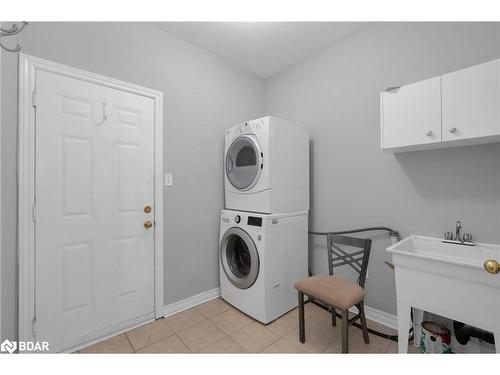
[296,233,372,353]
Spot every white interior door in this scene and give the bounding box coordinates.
[34,69,155,350]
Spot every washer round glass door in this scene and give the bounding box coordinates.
[225,135,263,190]
[220,227,260,289]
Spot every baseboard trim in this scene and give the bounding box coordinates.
[349,305,397,330]
[160,287,221,318]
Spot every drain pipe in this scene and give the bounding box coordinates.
[453,321,495,346]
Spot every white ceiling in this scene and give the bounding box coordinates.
[153,22,366,78]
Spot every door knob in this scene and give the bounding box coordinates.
[144,220,153,229]
[144,205,152,213]
[484,260,500,274]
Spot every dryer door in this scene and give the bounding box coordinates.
[220,227,260,289]
[225,135,263,191]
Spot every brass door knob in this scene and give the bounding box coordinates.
[144,205,152,213]
[144,220,153,229]
[484,260,500,274]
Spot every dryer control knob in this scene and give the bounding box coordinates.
[234,215,241,224]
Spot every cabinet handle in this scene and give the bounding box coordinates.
[449,127,458,134]
[426,131,433,137]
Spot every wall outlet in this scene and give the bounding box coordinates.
[164,173,173,186]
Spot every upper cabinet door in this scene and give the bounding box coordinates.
[442,59,500,141]
[381,76,442,149]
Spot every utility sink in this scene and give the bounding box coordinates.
[386,235,500,353]
[388,235,500,270]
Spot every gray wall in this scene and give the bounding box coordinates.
[265,22,500,315]
[2,22,500,340]
[1,22,265,340]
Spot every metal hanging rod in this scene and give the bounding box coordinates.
[0,22,28,52]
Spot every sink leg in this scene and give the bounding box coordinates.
[397,302,411,354]
[412,308,424,347]
[494,330,500,354]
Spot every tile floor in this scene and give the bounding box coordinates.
[79,298,423,354]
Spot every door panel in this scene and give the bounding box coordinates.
[381,76,442,149]
[58,135,94,218]
[61,242,93,312]
[35,69,155,349]
[442,59,500,141]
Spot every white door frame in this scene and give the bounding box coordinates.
[0,34,3,341]
[18,53,164,345]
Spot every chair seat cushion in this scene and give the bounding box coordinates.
[294,275,365,310]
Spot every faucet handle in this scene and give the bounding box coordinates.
[463,233,473,243]
[444,232,453,241]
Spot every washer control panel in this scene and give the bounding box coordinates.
[247,216,262,227]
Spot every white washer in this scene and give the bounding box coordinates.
[224,116,309,214]
[219,209,308,324]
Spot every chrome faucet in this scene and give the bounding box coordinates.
[455,220,462,242]
[443,220,474,246]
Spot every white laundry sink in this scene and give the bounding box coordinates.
[389,235,500,269]
[386,235,500,353]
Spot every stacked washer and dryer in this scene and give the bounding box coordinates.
[219,116,309,324]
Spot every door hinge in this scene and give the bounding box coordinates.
[32,317,37,338]
[32,203,37,221]
[32,91,38,108]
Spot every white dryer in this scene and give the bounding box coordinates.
[224,116,309,214]
[219,209,308,324]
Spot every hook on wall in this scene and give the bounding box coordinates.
[0,22,28,52]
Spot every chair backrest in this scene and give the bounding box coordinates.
[326,233,372,289]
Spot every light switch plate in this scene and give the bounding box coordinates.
[164,173,173,186]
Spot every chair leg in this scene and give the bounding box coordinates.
[298,291,305,343]
[341,309,349,353]
[331,307,336,327]
[358,301,370,344]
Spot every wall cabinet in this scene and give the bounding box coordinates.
[442,59,500,142]
[381,58,500,152]
[381,77,441,149]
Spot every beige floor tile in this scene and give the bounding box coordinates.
[165,307,206,333]
[283,318,341,353]
[137,335,190,353]
[80,334,134,353]
[177,320,226,352]
[262,338,312,353]
[210,308,254,335]
[267,311,299,337]
[230,321,280,353]
[125,319,175,351]
[323,325,392,354]
[195,298,232,319]
[348,328,392,353]
[409,345,423,354]
[386,341,423,354]
[385,341,397,353]
[285,302,331,324]
[367,319,398,336]
[200,336,247,353]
